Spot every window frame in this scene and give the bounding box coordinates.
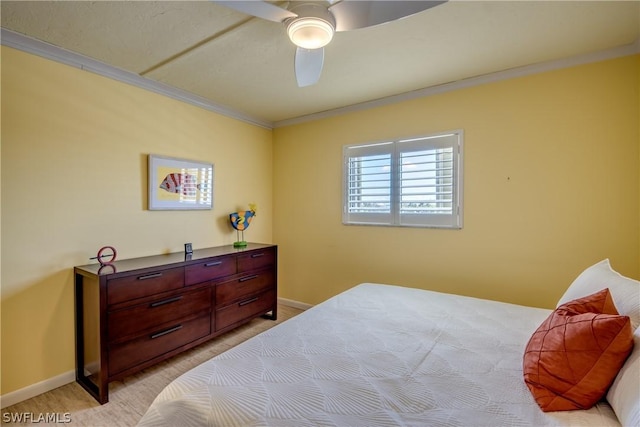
[342,130,464,229]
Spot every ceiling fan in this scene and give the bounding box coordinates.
[214,1,446,87]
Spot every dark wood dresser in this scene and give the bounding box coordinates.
[74,243,277,404]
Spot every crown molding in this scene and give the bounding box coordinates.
[1,28,274,129]
[273,38,640,128]
[3,28,638,130]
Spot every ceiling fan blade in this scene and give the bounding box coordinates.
[295,47,324,87]
[213,1,296,23]
[329,1,446,32]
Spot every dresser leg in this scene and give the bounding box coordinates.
[262,309,277,321]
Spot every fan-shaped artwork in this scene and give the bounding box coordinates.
[159,173,202,197]
[148,155,214,210]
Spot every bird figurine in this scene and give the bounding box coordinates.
[230,204,257,247]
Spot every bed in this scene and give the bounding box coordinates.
[138,259,639,427]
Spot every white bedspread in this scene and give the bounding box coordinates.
[138,283,621,426]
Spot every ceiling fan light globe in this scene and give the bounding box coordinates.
[287,17,334,49]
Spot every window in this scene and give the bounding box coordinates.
[343,130,463,228]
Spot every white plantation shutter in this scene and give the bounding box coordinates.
[343,131,463,228]
[344,141,394,225]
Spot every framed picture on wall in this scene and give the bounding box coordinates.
[148,154,214,210]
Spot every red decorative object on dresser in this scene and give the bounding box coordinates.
[74,243,277,404]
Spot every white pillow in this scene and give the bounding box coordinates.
[558,259,639,426]
[557,259,639,331]
[606,327,639,427]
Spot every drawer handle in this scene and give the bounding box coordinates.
[251,253,264,258]
[150,325,182,339]
[239,297,258,307]
[150,296,182,308]
[239,275,258,282]
[204,261,222,267]
[138,272,163,280]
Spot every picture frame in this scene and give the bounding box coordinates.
[148,154,214,210]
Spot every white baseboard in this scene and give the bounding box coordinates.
[278,297,313,311]
[1,299,311,409]
[0,370,75,409]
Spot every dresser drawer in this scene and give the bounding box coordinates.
[108,314,211,376]
[216,269,275,307]
[185,257,236,286]
[107,267,184,306]
[237,248,275,273]
[108,288,211,343]
[216,289,276,331]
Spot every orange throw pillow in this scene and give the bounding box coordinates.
[523,289,633,412]
[556,288,619,316]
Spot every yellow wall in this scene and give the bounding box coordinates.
[0,46,273,395]
[2,45,639,401]
[273,55,640,309]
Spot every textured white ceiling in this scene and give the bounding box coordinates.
[2,1,639,125]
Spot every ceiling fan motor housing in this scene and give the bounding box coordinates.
[285,3,336,49]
